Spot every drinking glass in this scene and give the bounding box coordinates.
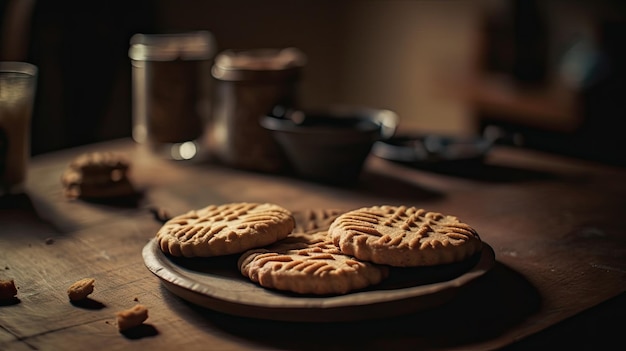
[0,61,37,195]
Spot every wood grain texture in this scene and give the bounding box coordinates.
[1,138,625,350]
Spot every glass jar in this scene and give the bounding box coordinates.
[208,47,306,172]
[129,31,215,160]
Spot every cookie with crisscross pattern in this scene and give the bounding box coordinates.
[156,202,295,257]
[329,205,482,267]
[291,208,345,234]
[238,230,389,295]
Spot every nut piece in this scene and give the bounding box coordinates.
[116,304,149,331]
[67,278,95,301]
[0,279,17,300]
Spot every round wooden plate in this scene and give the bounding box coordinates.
[142,238,495,322]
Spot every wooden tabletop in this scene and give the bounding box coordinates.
[1,138,625,350]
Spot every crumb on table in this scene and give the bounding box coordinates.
[67,278,95,301]
[116,304,149,331]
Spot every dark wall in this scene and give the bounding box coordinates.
[28,1,155,155]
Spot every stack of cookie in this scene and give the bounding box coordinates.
[156,202,483,295]
[61,152,136,200]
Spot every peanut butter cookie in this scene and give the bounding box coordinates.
[157,202,295,257]
[329,205,482,267]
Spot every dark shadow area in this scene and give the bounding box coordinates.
[0,193,63,238]
[70,297,106,310]
[0,297,20,306]
[0,192,35,210]
[120,323,159,340]
[72,190,145,209]
[480,118,626,169]
[377,252,482,291]
[0,190,140,240]
[1,189,142,214]
[159,261,541,350]
[167,254,241,280]
[501,291,626,350]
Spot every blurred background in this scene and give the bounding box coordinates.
[1,0,625,165]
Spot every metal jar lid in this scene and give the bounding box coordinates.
[128,31,215,61]
[211,47,306,82]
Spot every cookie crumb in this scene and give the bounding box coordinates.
[116,304,148,331]
[67,278,95,301]
[133,297,139,302]
[0,279,18,300]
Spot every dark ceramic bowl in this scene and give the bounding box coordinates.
[261,106,398,184]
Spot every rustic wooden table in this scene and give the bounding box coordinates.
[1,138,625,350]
